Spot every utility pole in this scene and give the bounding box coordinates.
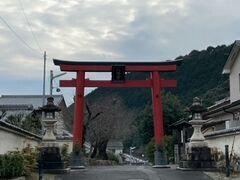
[130,146,136,165]
[42,51,46,106]
[50,70,53,95]
[50,70,66,95]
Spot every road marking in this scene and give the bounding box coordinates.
[128,179,145,180]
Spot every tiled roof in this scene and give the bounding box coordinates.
[207,97,230,112]
[169,118,191,129]
[204,98,240,118]
[0,95,64,109]
[0,104,33,111]
[223,40,240,74]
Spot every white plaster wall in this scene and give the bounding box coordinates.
[205,133,240,155]
[0,128,40,154]
[208,113,232,126]
[230,53,240,103]
[203,113,232,133]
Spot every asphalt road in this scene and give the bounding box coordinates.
[55,165,212,180]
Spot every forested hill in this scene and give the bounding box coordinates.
[86,44,232,108]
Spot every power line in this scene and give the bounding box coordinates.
[0,15,42,55]
[18,0,42,52]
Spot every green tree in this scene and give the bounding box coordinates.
[5,113,42,135]
[21,114,42,135]
[6,113,24,127]
[134,105,153,146]
[129,93,186,148]
[163,92,187,135]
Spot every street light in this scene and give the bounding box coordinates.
[130,146,136,165]
[50,70,66,95]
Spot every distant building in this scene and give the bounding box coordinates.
[0,95,72,139]
[0,95,74,154]
[107,140,123,155]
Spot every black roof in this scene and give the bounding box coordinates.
[53,59,182,66]
[169,118,191,129]
[204,98,240,117]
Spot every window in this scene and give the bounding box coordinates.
[225,120,230,129]
[194,113,201,120]
[45,112,53,119]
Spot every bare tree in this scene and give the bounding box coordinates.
[85,94,135,160]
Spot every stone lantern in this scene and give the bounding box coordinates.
[39,97,61,141]
[189,97,207,147]
[179,97,215,169]
[38,97,67,172]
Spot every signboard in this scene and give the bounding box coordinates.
[112,65,125,83]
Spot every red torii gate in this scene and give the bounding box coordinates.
[53,59,180,150]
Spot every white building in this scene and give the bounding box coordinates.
[106,140,123,155]
[0,95,73,154]
[203,40,240,155]
[0,95,72,138]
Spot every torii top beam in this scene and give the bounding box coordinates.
[53,59,182,72]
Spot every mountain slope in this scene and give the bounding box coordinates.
[86,44,231,108]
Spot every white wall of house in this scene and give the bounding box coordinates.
[0,125,73,155]
[0,126,40,154]
[230,53,240,103]
[210,113,232,124]
[205,133,240,155]
[204,113,232,134]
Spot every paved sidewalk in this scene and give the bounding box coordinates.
[55,165,211,180]
[204,172,240,180]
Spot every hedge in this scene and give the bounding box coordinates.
[0,151,24,178]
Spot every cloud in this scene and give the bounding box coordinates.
[0,0,240,102]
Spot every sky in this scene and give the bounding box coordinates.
[0,0,240,106]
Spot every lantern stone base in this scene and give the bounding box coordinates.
[152,151,170,168]
[179,146,215,170]
[188,141,208,148]
[70,151,85,169]
[40,146,65,171]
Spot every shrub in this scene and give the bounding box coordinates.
[61,144,70,166]
[107,152,120,164]
[145,136,174,164]
[0,151,24,178]
[145,138,155,164]
[22,145,39,175]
